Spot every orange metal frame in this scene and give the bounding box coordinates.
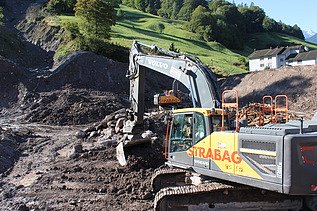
[274,95,289,123]
[259,96,274,126]
[222,90,239,132]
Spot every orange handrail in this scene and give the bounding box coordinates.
[222,90,239,132]
[274,95,289,123]
[260,95,274,125]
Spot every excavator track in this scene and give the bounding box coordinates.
[154,182,303,211]
[151,167,188,193]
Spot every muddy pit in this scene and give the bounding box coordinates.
[1,2,317,208]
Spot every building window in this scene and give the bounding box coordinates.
[297,60,302,64]
[260,57,264,61]
[280,58,284,62]
[268,57,272,60]
[260,64,264,67]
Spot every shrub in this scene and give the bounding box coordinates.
[46,0,76,15]
[147,22,165,33]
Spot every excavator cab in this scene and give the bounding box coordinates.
[167,108,229,166]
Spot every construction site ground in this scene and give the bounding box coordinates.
[1,1,317,210]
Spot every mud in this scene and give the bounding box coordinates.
[0,122,165,211]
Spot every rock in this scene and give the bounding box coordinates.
[115,113,126,120]
[115,108,126,113]
[141,192,152,200]
[99,188,107,193]
[88,131,98,139]
[84,125,96,133]
[100,113,116,127]
[17,204,29,211]
[73,166,83,173]
[75,130,86,139]
[69,153,79,159]
[141,130,154,139]
[117,189,125,195]
[73,144,83,153]
[115,118,125,133]
[98,139,117,147]
[107,120,116,128]
[68,144,82,159]
[69,200,77,206]
[102,128,115,139]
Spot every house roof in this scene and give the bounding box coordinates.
[249,47,285,59]
[293,50,317,61]
[282,45,304,54]
[285,45,304,50]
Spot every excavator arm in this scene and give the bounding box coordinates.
[124,41,221,133]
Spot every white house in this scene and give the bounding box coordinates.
[248,47,286,71]
[248,45,309,71]
[287,50,317,66]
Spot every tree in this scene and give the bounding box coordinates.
[75,0,116,39]
[121,0,134,7]
[209,1,246,38]
[134,0,146,11]
[148,22,165,33]
[262,16,277,32]
[188,5,212,32]
[46,0,76,14]
[158,0,183,19]
[177,0,207,21]
[145,0,161,15]
[291,24,304,40]
[238,5,265,33]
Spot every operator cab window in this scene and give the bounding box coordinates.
[194,113,206,144]
[170,113,207,153]
[170,114,193,152]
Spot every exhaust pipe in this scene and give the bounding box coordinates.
[300,117,304,134]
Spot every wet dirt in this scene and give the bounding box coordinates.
[0,121,165,211]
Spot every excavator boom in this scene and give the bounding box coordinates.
[125,41,221,131]
[117,41,221,166]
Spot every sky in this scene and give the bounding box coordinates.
[232,0,317,33]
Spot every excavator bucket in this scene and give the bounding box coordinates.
[116,135,152,166]
[116,142,127,166]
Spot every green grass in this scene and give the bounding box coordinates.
[111,5,247,75]
[242,32,317,56]
[53,5,317,75]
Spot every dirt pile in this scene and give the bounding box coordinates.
[37,52,129,92]
[0,128,21,174]
[220,65,317,119]
[0,57,31,108]
[24,88,126,126]
[20,52,129,125]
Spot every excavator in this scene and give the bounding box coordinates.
[117,41,317,210]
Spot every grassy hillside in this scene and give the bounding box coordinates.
[110,5,247,75]
[54,5,317,75]
[242,32,317,56]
